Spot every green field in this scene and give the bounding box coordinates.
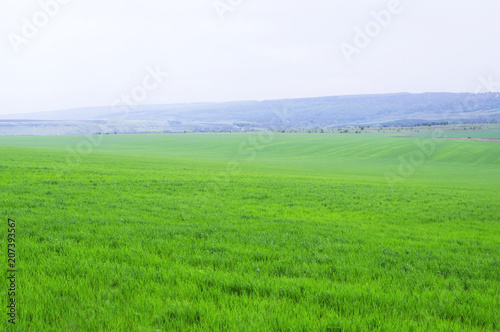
[1,133,499,331]
[403,130,500,139]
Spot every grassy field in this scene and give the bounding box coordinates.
[364,123,500,138]
[1,133,499,331]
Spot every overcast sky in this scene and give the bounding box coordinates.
[1,0,499,115]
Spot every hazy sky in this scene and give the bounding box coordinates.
[1,0,499,115]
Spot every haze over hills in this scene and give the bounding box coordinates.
[1,92,499,136]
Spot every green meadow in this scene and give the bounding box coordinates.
[1,133,499,331]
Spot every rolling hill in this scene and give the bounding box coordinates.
[1,92,499,135]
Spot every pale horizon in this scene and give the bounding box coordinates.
[1,0,499,115]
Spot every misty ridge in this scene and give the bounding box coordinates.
[1,92,499,136]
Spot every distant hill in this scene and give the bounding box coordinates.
[1,92,499,135]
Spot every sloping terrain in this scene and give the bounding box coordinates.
[1,92,499,135]
[0,134,498,330]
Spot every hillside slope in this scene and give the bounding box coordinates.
[1,93,499,135]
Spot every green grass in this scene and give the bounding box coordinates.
[404,130,500,139]
[1,133,499,331]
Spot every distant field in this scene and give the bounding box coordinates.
[404,130,500,139]
[1,133,499,331]
[380,124,500,139]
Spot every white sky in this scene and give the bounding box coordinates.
[1,0,499,115]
